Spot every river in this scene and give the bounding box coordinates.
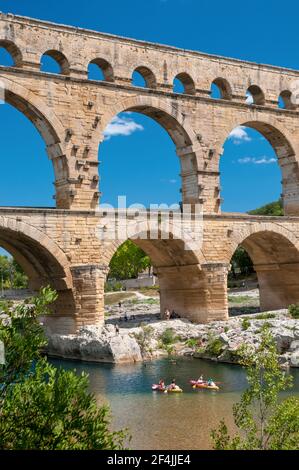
[50,357,299,450]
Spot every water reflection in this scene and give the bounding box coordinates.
[50,357,299,450]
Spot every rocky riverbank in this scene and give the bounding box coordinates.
[46,309,299,368]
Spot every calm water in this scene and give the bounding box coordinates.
[50,357,299,450]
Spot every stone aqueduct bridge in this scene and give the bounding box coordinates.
[2,13,299,333]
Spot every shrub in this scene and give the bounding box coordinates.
[185,338,198,348]
[164,344,175,356]
[211,328,299,450]
[160,328,177,346]
[255,312,276,320]
[205,335,224,357]
[133,325,154,354]
[241,318,251,331]
[288,304,299,319]
[0,287,127,450]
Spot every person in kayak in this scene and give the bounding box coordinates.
[167,379,178,390]
[158,379,165,390]
[207,378,216,387]
[197,375,204,383]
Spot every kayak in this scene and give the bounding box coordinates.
[192,383,219,391]
[190,380,219,391]
[165,387,183,393]
[152,384,166,392]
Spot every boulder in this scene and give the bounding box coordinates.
[218,333,229,345]
[290,340,299,352]
[290,351,299,368]
[272,327,295,353]
[47,327,142,363]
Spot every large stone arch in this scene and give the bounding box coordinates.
[227,221,299,263]
[0,216,72,290]
[102,225,224,323]
[0,77,70,206]
[216,115,299,215]
[0,215,77,333]
[100,95,197,148]
[227,222,299,311]
[98,95,201,205]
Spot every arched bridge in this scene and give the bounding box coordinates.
[1,13,299,333]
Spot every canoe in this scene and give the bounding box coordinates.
[166,387,183,393]
[152,384,166,392]
[192,383,219,391]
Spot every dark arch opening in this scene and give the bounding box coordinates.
[228,246,259,316]
[246,85,265,105]
[211,78,232,100]
[88,58,114,82]
[229,231,299,315]
[278,90,296,110]
[0,226,70,292]
[132,66,156,89]
[173,73,196,95]
[0,225,75,328]
[105,236,203,324]
[41,50,70,75]
[0,40,22,67]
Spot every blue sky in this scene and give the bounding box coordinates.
[0,0,297,213]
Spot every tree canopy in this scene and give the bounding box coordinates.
[0,287,127,450]
[248,199,283,216]
[0,254,28,289]
[108,240,151,280]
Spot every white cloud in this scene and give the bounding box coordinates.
[160,178,178,184]
[103,115,144,140]
[228,126,251,144]
[238,156,276,165]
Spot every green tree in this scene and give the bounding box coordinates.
[211,328,299,450]
[0,287,127,450]
[248,199,283,216]
[0,254,28,289]
[109,240,151,280]
[231,247,254,277]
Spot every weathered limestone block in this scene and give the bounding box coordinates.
[46,325,142,363]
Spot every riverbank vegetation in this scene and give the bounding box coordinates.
[0,287,127,450]
[0,254,28,290]
[211,327,299,450]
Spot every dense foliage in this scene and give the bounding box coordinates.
[211,328,299,450]
[0,287,127,450]
[108,240,151,280]
[248,199,283,216]
[0,254,28,289]
[230,247,254,277]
